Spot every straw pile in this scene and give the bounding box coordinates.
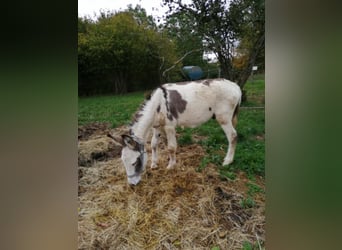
[78,123,265,249]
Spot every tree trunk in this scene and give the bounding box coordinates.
[113,71,127,94]
[237,33,265,89]
[218,53,233,80]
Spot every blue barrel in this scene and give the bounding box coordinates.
[182,66,203,80]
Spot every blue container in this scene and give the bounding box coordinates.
[182,66,203,80]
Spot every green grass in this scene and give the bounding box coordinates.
[78,79,265,177]
[240,181,265,209]
[242,79,265,107]
[242,240,264,250]
[78,92,144,128]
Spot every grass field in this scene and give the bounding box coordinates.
[78,79,265,179]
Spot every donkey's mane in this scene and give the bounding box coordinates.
[129,89,158,128]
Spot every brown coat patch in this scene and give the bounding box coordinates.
[216,115,228,125]
[200,78,220,86]
[202,80,211,86]
[133,112,143,123]
[175,81,190,85]
[168,90,187,119]
[153,113,166,128]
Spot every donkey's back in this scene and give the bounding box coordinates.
[162,78,241,128]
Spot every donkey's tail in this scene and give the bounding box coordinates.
[232,93,241,128]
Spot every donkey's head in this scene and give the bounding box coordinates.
[108,134,147,185]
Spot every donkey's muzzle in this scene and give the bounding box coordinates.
[128,175,141,185]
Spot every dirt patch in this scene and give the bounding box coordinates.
[78,123,265,249]
[78,122,129,141]
[78,122,113,141]
[78,137,122,166]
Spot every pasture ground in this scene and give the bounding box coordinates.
[78,78,265,249]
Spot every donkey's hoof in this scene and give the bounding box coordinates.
[151,163,159,169]
[223,159,233,166]
[166,164,175,170]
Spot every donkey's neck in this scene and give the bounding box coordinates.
[130,89,162,142]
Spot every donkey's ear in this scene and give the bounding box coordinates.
[121,134,137,150]
[107,133,124,145]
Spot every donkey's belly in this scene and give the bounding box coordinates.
[176,107,213,128]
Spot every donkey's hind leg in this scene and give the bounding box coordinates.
[165,126,177,169]
[217,114,238,165]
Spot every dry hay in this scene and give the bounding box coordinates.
[78,126,265,249]
[78,124,128,167]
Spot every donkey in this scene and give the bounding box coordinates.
[109,78,242,185]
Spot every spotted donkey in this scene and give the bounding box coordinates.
[108,78,242,185]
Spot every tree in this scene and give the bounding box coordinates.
[229,0,265,86]
[78,7,180,95]
[161,0,264,89]
[163,12,204,67]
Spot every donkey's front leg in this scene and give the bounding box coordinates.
[165,126,177,169]
[151,128,160,169]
